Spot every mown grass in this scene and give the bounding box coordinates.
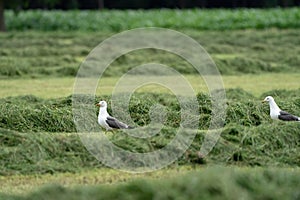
[0,89,299,176]
[5,8,300,31]
[0,90,254,132]
[1,9,300,198]
[0,74,300,98]
[1,29,300,78]
[1,122,299,175]
[1,167,300,199]
[1,88,299,132]
[0,166,197,195]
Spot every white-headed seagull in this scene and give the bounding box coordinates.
[96,100,134,131]
[263,96,300,122]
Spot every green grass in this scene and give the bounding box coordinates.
[1,12,300,198]
[0,89,299,176]
[5,8,300,31]
[0,74,300,98]
[1,29,300,78]
[0,88,299,195]
[0,166,197,195]
[1,167,300,199]
[0,89,271,132]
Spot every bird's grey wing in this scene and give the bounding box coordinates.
[106,116,129,129]
[278,111,299,121]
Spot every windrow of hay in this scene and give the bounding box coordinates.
[3,88,297,133]
[1,122,299,175]
[0,89,299,174]
[0,128,101,176]
[1,29,300,78]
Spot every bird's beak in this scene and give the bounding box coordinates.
[96,103,100,107]
[262,100,266,103]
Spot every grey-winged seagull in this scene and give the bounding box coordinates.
[263,96,300,121]
[96,100,134,131]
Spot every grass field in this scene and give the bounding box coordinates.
[0,74,300,98]
[0,166,198,195]
[5,8,300,31]
[2,167,300,199]
[1,29,300,78]
[1,9,300,199]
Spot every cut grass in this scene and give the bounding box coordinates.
[0,74,299,99]
[0,99,299,174]
[1,29,300,78]
[0,166,196,195]
[1,167,300,199]
[0,77,74,99]
[1,11,300,199]
[0,89,299,198]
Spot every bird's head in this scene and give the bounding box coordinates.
[262,96,274,103]
[96,100,107,108]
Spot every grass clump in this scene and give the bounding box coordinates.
[211,123,300,166]
[0,95,75,132]
[0,128,101,175]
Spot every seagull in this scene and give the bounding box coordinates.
[96,100,134,131]
[263,96,300,122]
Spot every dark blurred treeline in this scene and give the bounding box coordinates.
[6,0,300,9]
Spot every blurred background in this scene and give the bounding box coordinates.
[3,0,300,10]
[1,0,300,32]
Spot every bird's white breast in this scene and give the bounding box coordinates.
[98,109,112,130]
[268,100,281,120]
[270,110,279,120]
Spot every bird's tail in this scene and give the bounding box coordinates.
[127,126,134,129]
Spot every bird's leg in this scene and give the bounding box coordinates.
[101,128,108,136]
[105,129,113,139]
[148,139,154,152]
[111,129,118,141]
